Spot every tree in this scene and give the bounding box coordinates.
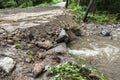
[82,0,95,22]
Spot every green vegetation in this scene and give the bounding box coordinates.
[68,0,120,23]
[71,6,118,23]
[34,0,63,7]
[49,62,106,80]
[14,43,21,49]
[72,0,120,14]
[0,0,62,8]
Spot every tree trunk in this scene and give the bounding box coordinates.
[91,0,96,15]
[82,0,95,22]
[65,0,69,8]
[77,0,81,6]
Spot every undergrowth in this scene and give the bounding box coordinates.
[49,62,107,80]
[33,0,63,7]
[69,6,119,24]
[0,0,63,8]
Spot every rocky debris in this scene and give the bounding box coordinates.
[56,28,69,43]
[32,62,45,77]
[35,40,53,49]
[47,43,67,53]
[101,29,110,36]
[0,27,7,34]
[13,72,34,80]
[25,58,32,63]
[0,47,16,57]
[108,36,113,40]
[37,52,46,59]
[0,9,79,80]
[0,57,16,73]
[44,65,50,71]
[6,39,14,45]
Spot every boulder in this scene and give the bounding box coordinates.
[6,39,14,45]
[101,30,110,36]
[0,57,16,73]
[32,62,45,77]
[47,43,67,53]
[56,28,69,43]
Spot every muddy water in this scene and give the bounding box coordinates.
[68,27,120,80]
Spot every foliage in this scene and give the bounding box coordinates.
[0,0,62,8]
[49,62,105,80]
[17,0,33,8]
[70,6,119,23]
[34,0,63,7]
[68,0,120,23]
[74,0,120,14]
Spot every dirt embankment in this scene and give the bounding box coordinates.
[0,7,78,80]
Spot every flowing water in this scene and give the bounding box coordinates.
[68,26,120,80]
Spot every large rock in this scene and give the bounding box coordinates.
[101,29,110,36]
[56,28,69,43]
[32,62,45,77]
[47,43,67,53]
[6,39,14,45]
[0,57,16,73]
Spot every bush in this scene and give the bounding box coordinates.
[0,0,17,8]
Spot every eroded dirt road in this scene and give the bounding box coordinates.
[0,6,65,32]
[0,4,78,80]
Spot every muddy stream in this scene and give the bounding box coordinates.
[68,25,120,80]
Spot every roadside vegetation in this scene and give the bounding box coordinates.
[49,62,106,80]
[68,0,120,23]
[0,0,62,8]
